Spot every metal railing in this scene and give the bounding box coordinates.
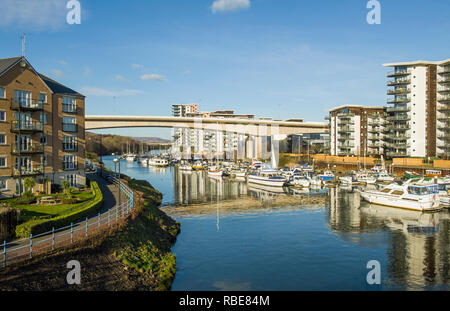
[11,121,43,132]
[1,170,134,268]
[11,99,44,111]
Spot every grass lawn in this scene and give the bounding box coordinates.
[2,189,95,223]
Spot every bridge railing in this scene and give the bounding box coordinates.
[1,170,134,269]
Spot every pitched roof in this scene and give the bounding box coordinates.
[0,57,22,76]
[38,73,84,97]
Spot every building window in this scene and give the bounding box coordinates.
[40,93,47,103]
[63,135,76,151]
[63,116,76,132]
[40,112,47,125]
[41,154,48,166]
[0,157,6,168]
[0,134,6,145]
[65,174,77,187]
[40,134,47,145]
[63,155,77,170]
[62,97,76,113]
[0,87,5,99]
[0,180,6,190]
[0,111,5,122]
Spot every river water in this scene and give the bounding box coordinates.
[102,156,450,291]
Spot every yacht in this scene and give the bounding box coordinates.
[308,175,323,187]
[230,168,247,178]
[126,154,137,162]
[208,166,223,177]
[248,168,287,187]
[377,172,395,183]
[292,175,310,188]
[149,158,169,167]
[357,180,441,211]
[318,170,334,182]
[179,164,193,171]
[139,156,149,166]
[355,171,377,184]
[339,174,359,185]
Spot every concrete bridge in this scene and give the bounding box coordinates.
[85,115,329,136]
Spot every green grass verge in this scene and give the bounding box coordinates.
[15,182,103,238]
[111,179,180,291]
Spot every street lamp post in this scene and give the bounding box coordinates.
[113,158,121,209]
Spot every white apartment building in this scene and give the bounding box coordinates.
[384,58,450,158]
[328,105,386,157]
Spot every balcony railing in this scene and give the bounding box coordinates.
[63,143,78,152]
[63,162,78,171]
[385,133,410,140]
[387,97,411,104]
[13,167,44,176]
[11,99,44,111]
[386,115,411,121]
[62,123,77,132]
[387,79,411,86]
[387,70,410,77]
[387,88,410,95]
[12,144,44,154]
[337,126,354,133]
[62,104,77,113]
[438,75,450,84]
[11,121,43,132]
[337,143,355,148]
[387,124,410,130]
[386,106,410,113]
[438,67,450,74]
[438,95,450,102]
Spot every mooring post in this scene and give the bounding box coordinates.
[52,227,55,250]
[3,240,6,268]
[85,217,88,237]
[29,233,33,258]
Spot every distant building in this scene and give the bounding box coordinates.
[328,105,386,157]
[0,56,85,196]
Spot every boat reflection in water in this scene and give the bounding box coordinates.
[327,187,450,290]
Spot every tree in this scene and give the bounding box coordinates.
[62,180,70,193]
[24,177,35,193]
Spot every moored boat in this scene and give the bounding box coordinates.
[248,169,286,187]
[208,166,223,177]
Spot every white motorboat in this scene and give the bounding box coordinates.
[149,158,169,167]
[126,154,137,162]
[356,171,377,184]
[308,176,323,187]
[293,175,310,188]
[248,168,286,187]
[179,164,192,171]
[339,175,359,185]
[208,166,223,177]
[357,180,441,212]
[377,172,395,183]
[318,170,334,182]
[139,157,149,166]
[230,169,246,178]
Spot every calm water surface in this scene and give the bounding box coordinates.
[103,156,450,291]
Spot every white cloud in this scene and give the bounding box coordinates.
[132,64,144,69]
[80,87,143,97]
[58,60,68,65]
[0,0,67,29]
[83,67,91,77]
[50,69,64,78]
[114,74,127,81]
[211,0,251,13]
[140,74,166,82]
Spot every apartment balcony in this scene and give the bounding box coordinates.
[336,112,355,117]
[62,123,77,132]
[438,122,450,130]
[337,135,354,141]
[11,144,44,155]
[63,162,78,171]
[438,134,450,142]
[437,103,450,112]
[62,104,77,113]
[367,134,382,140]
[337,119,355,126]
[387,70,410,77]
[387,97,411,104]
[437,85,450,93]
[338,151,354,156]
[438,75,450,84]
[387,124,410,130]
[386,106,410,113]
[385,133,410,140]
[387,88,410,95]
[386,115,411,122]
[438,66,450,75]
[63,144,78,152]
[438,95,450,103]
[337,126,355,133]
[11,121,43,133]
[11,99,44,111]
[387,79,411,86]
[386,151,408,158]
[324,116,331,121]
[437,113,450,121]
[13,167,44,176]
[337,143,355,148]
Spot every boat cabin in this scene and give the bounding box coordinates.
[407,185,439,195]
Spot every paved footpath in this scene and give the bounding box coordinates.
[2,173,128,266]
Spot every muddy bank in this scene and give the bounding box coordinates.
[0,177,180,291]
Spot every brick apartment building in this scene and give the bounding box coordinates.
[0,56,85,196]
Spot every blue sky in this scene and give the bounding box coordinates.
[1,0,450,139]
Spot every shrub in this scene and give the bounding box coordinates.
[15,181,103,238]
[16,192,36,205]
